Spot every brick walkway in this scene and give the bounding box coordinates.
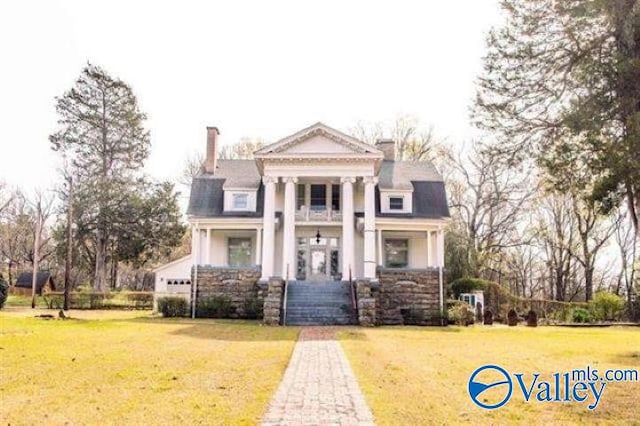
[262,327,375,426]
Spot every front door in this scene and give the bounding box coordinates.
[296,237,340,281]
[309,247,327,280]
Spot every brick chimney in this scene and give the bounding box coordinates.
[205,126,219,174]
[375,139,396,161]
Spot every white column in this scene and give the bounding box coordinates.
[325,183,332,218]
[260,176,278,281]
[377,228,383,266]
[428,231,437,267]
[363,176,378,280]
[282,177,298,281]
[437,228,445,315]
[191,225,199,265]
[205,228,211,265]
[255,227,262,266]
[437,229,445,267]
[341,177,356,280]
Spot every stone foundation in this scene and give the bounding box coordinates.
[192,266,263,318]
[263,277,285,325]
[357,268,445,326]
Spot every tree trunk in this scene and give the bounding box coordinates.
[64,177,73,311]
[555,269,565,302]
[94,232,107,293]
[584,266,594,302]
[31,206,42,309]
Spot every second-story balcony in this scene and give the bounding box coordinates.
[295,206,342,222]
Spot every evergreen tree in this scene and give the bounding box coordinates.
[474,0,640,236]
[50,63,150,291]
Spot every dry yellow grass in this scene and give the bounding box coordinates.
[0,309,299,425]
[339,325,640,425]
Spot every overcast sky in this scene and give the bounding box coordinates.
[0,0,503,194]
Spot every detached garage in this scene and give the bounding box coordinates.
[153,255,192,311]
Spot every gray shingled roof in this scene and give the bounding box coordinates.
[378,160,443,190]
[187,176,264,217]
[188,159,449,219]
[215,160,262,189]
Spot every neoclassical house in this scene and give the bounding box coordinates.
[154,122,450,325]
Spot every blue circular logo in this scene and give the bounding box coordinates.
[468,364,513,409]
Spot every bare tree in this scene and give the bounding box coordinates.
[27,190,55,308]
[612,208,639,308]
[179,151,205,189]
[218,137,265,160]
[448,143,535,280]
[534,192,579,301]
[349,115,449,168]
[0,181,13,217]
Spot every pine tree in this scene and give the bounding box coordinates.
[50,63,150,292]
[474,0,640,237]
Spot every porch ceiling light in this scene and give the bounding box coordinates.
[315,228,322,244]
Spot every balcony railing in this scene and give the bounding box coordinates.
[295,207,342,221]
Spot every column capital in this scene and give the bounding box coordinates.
[262,176,278,185]
[340,177,357,184]
[362,176,379,185]
[282,176,298,184]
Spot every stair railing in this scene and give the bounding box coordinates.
[282,263,289,326]
[349,266,358,318]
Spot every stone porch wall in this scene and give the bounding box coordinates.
[358,268,444,326]
[192,266,263,318]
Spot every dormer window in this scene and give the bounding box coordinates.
[380,191,412,214]
[389,196,404,210]
[232,193,248,209]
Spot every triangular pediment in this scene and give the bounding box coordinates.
[254,122,382,157]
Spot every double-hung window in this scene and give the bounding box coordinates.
[228,238,252,267]
[232,193,248,210]
[384,239,409,268]
[389,196,404,211]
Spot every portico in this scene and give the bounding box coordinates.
[257,173,379,283]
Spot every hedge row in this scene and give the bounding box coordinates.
[43,291,153,310]
[450,277,632,323]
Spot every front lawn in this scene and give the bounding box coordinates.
[0,309,299,425]
[339,325,640,425]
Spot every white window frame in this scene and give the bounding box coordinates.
[224,190,257,212]
[227,237,253,267]
[384,238,409,268]
[389,196,404,210]
[380,190,413,214]
[232,193,248,209]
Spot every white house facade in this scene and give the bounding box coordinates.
[160,122,450,326]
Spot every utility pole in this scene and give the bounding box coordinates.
[64,175,73,310]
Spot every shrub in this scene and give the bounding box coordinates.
[572,307,592,323]
[483,309,493,325]
[507,309,518,326]
[526,310,538,327]
[243,296,263,320]
[157,296,188,317]
[590,292,625,321]
[448,301,474,326]
[124,292,154,309]
[0,275,8,309]
[450,277,489,298]
[196,296,234,318]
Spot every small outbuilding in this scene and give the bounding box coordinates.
[13,272,56,296]
[153,255,192,311]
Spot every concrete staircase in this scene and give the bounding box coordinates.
[284,281,358,326]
